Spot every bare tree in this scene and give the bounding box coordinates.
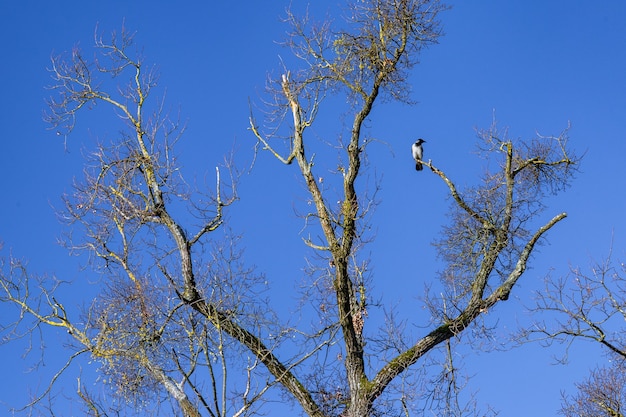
[524,247,626,416]
[1,1,580,416]
[527,249,626,360]
[249,1,578,415]
[1,25,271,417]
[561,364,626,417]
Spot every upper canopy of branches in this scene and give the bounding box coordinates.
[434,120,579,308]
[45,25,158,135]
[281,0,446,107]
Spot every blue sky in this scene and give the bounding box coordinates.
[1,1,625,415]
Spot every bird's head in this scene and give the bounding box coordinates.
[415,139,426,145]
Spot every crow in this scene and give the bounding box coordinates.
[412,139,426,171]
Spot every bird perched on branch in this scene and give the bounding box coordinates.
[412,139,426,171]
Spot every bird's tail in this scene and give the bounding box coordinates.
[415,162,423,171]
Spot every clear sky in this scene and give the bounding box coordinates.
[1,1,625,416]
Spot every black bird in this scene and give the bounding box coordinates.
[412,139,426,171]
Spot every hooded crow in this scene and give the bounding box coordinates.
[412,139,426,171]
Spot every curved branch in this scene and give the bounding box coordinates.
[189,301,325,417]
[368,211,567,405]
[428,162,494,230]
[486,212,567,304]
[249,115,297,165]
[15,349,89,412]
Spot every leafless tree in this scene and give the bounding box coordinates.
[249,1,578,415]
[1,1,580,416]
[527,249,626,360]
[561,364,626,417]
[1,25,271,417]
[524,247,626,416]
